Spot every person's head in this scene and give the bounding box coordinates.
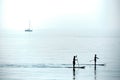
[73,56,76,58]
[75,55,77,58]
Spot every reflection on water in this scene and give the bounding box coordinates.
[94,68,97,80]
[73,68,76,80]
[72,68,80,80]
[72,67,97,80]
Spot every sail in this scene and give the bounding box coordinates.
[25,20,33,32]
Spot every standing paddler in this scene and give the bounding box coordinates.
[73,55,77,68]
[94,54,99,70]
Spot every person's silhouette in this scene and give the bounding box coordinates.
[94,54,99,70]
[73,56,77,68]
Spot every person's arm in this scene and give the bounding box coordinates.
[96,57,99,59]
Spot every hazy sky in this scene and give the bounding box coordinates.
[0,0,119,36]
[0,0,120,64]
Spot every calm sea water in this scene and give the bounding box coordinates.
[0,31,120,80]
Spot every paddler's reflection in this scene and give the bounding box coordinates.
[94,68,97,80]
[73,68,76,80]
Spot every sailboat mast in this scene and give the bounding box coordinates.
[29,20,31,29]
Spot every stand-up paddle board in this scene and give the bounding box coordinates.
[80,64,105,66]
[66,66,85,69]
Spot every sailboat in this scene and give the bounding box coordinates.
[25,21,33,32]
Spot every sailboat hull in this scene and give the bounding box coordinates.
[25,29,32,32]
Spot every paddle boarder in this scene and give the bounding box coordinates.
[73,55,77,68]
[94,54,99,70]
